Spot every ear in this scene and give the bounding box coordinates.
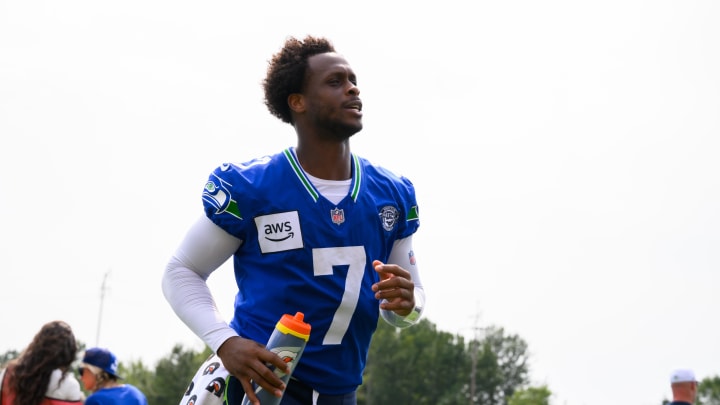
[288,93,305,113]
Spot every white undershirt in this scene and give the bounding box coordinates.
[304,172,351,205]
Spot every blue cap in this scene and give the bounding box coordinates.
[82,347,122,379]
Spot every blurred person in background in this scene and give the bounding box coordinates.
[0,320,84,405]
[669,368,698,405]
[78,347,147,405]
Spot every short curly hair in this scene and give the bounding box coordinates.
[263,35,336,124]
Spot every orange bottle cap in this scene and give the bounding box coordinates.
[277,312,311,339]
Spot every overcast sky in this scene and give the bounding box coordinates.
[1,1,719,404]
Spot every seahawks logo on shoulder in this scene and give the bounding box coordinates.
[203,175,241,219]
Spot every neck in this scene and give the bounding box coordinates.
[672,394,694,403]
[672,384,695,403]
[294,141,352,180]
[96,379,121,390]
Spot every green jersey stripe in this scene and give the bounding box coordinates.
[283,148,319,202]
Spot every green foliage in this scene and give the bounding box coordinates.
[360,320,532,405]
[148,344,213,404]
[508,385,552,405]
[361,319,468,404]
[472,327,530,404]
[117,358,156,400]
[698,375,720,405]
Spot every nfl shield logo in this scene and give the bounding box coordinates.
[331,208,345,225]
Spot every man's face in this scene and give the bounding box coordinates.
[302,52,363,140]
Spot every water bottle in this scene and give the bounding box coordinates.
[241,312,311,405]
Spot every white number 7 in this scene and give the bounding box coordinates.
[312,246,366,345]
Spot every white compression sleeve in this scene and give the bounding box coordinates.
[161,215,243,352]
[380,236,426,328]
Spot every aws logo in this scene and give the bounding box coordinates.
[254,211,304,253]
[263,221,294,242]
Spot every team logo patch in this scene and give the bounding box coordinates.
[255,211,304,253]
[331,208,345,225]
[379,206,400,231]
[203,176,242,219]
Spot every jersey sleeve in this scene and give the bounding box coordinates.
[200,162,256,240]
[397,175,420,240]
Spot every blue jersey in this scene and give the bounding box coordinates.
[202,147,420,394]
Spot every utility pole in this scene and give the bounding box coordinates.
[470,336,477,405]
[469,311,483,405]
[96,269,110,346]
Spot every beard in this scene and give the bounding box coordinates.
[315,114,363,142]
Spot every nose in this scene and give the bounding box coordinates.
[347,82,360,96]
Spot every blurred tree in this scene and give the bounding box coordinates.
[117,359,155,400]
[361,318,468,404]
[150,344,212,404]
[470,326,530,405]
[116,343,212,405]
[360,319,531,405]
[508,385,552,405]
[697,375,720,405]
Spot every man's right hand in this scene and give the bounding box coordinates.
[217,336,291,405]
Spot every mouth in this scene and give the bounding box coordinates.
[343,99,363,112]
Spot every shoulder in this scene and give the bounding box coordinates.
[205,152,287,196]
[357,156,417,204]
[358,155,415,187]
[203,152,287,220]
[210,152,285,179]
[123,384,148,402]
[127,383,145,393]
[45,369,83,401]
